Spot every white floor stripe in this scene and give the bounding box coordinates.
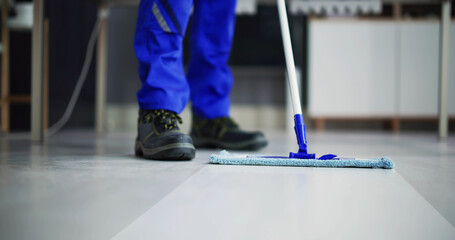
[112,165,455,240]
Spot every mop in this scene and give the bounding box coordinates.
[209,0,394,169]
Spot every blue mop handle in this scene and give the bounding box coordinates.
[290,113,315,159]
[294,114,308,153]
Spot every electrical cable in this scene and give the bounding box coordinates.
[46,10,105,136]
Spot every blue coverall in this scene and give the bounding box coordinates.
[134,0,237,119]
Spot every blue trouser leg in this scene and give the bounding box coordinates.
[134,0,193,113]
[187,0,237,119]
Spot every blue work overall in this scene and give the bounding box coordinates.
[134,0,237,119]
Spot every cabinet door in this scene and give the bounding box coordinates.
[308,21,397,117]
[398,22,439,117]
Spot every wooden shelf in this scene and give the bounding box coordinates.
[8,94,31,104]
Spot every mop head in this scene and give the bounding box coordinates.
[210,150,394,169]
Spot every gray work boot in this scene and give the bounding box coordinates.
[135,109,195,160]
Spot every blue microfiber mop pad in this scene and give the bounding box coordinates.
[210,150,394,169]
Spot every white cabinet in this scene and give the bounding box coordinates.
[308,20,455,118]
[398,22,440,116]
[309,21,397,117]
[449,24,455,115]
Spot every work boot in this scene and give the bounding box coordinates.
[135,109,195,160]
[190,114,268,150]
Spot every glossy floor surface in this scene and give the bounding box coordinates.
[1,129,455,239]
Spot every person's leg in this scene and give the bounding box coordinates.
[187,0,268,150]
[135,0,193,113]
[186,0,237,119]
[134,0,195,160]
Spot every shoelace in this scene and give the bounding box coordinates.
[144,110,182,130]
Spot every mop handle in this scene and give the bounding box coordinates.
[277,0,302,115]
[277,0,311,157]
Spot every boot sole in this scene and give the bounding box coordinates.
[135,141,195,160]
[191,136,268,151]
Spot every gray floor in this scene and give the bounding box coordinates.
[1,129,455,239]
